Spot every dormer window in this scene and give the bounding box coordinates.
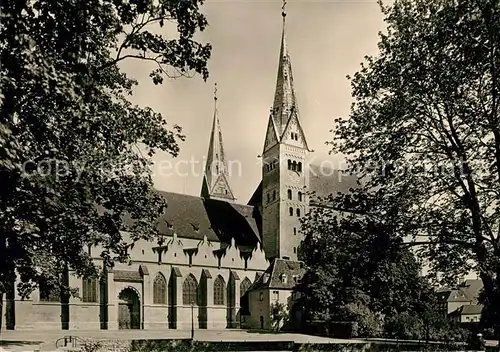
[281,274,288,284]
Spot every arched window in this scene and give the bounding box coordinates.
[183,274,198,305]
[292,161,297,171]
[296,208,301,217]
[267,193,270,203]
[272,190,276,200]
[288,160,292,170]
[287,189,292,200]
[153,273,167,304]
[240,278,252,297]
[82,278,98,303]
[298,191,302,202]
[289,207,293,216]
[298,162,302,172]
[293,227,297,235]
[213,275,225,305]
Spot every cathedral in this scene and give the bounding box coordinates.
[0,7,357,332]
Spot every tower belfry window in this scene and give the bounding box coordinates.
[296,208,301,217]
[298,162,302,172]
[288,160,292,170]
[287,189,292,200]
[289,207,293,216]
[298,192,302,202]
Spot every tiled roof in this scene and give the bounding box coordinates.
[114,270,143,282]
[155,191,261,246]
[247,164,359,207]
[437,279,483,303]
[461,304,483,315]
[250,258,305,290]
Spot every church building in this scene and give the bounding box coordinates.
[0,6,357,331]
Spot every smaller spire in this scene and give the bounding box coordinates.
[282,0,287,17]
[201,83,235,202]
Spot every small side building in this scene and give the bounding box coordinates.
[242,258,304,330]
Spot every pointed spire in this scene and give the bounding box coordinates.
[271,0,299,138]
[202,83,235,202]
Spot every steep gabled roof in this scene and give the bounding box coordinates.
[249,258,305,291]
[155,191,261,247]
[461,304,483,315]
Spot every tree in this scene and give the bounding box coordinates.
[327,0,500,338]
[298,202,448,338]
[271,302,289,331]
[0,0,211,306]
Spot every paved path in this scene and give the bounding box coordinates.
[0,329,364,351]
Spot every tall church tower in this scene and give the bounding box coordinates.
[201,84,236,202]
[261,3,310,261]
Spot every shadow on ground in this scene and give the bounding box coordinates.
[244,329,283,335]
[0,340,41,346]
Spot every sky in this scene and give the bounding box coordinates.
[120,0,389,203]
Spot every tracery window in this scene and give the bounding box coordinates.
[214,275,225,305]
[183,274,198,305]
[240,278,252,297]
[153,273,167,304]
[82,278,98,303]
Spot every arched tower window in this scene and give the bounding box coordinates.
[267,193,270,203]
[82,278,98,303]
[292,161,297,171]
[183,274,198,305]
[288,159,292,170]
[240,278,252,297]
[298,162,302,172]
[289,207,293,216]
[287,189,292,200]
[153,273,167,304]
[213,275,225,305]
[273,190,276,200]
[298,192,302,202]
[296,208,301,217]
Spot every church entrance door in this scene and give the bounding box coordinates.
[118,287,141,329]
